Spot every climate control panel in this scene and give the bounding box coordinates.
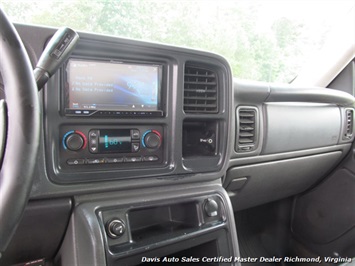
[59,125,164,170]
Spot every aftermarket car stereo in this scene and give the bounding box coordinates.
[63,59,163,117]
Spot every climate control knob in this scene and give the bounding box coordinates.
[143,130,162,149]
[63,131,87,151]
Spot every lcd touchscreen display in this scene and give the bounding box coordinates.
[66,59,161,111]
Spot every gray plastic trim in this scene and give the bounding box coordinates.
[226,151,343,211]
[232,79,355,159]
[234,79,355,107]
[267,84,355,106]
[234,79,270,103]
[228,144,351,168]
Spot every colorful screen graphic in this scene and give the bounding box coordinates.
[66,59,160,111]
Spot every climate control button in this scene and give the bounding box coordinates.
[66,134,84,151]
[67,158,85,165]
[142,130,162,149]
[63,131,87,151]
[143,155,159,162]
[88,130,99,153]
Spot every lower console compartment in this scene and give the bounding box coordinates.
[123,230,230,266]
[100,194,233,265]
[56,185,239,266]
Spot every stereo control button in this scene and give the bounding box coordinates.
[67,159,85,165]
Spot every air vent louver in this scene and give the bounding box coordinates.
[184,65,218,113]
[237,108,257,152]
[344,109,353,139]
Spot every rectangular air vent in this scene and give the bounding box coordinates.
[184,65,218,113]
[237,108,257,152]
[344,109,353,139]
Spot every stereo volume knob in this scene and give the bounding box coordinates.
[63,131,86,151]
[143,130,162,149]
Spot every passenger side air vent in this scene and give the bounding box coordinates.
[236,107,258,152]
[344,109,353,139]
[184,65,218,113]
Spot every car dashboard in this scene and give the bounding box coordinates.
[2,23,354,265]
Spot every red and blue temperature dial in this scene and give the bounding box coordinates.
[62,130,87,151]
[142,130,162,149]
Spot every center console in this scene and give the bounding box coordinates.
[44,48,173,183]
[44,35,232,184]
[60,58,165,169]
[41,31,237,265]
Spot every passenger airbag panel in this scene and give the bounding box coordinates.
[263,104,340,154]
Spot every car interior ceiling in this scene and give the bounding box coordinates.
[0,8,354,266]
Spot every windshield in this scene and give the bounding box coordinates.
[2,0,354,83]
